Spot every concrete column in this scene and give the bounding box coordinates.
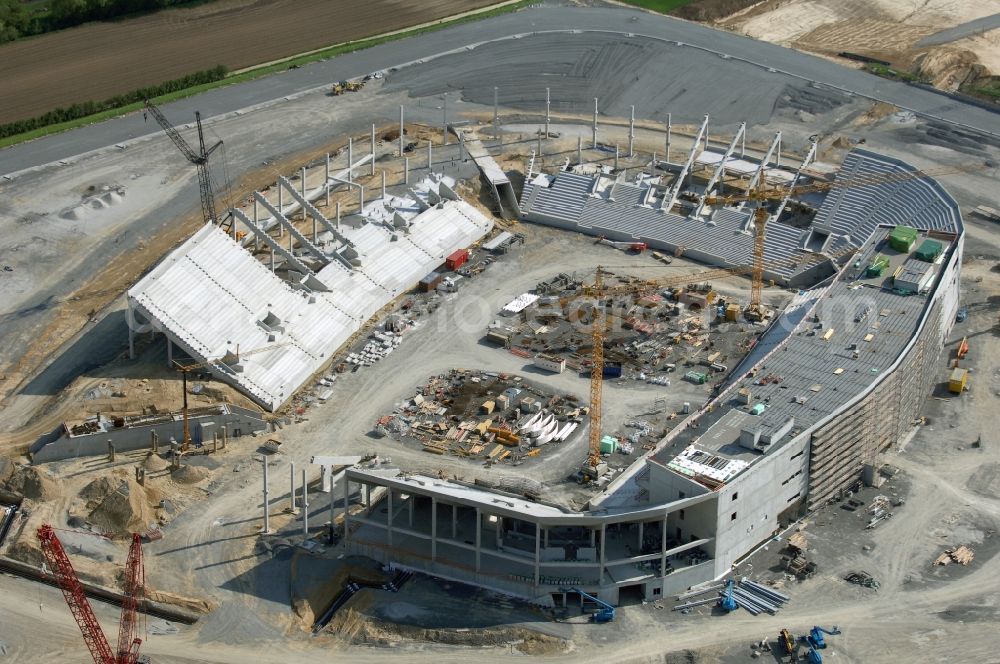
[431,498,438,562]
[776,134,782,168]
[343,476,351,546]
[590,528,596,548]
[599,524,606,584]
[253,198,259,251]
[358,185,364,213]
[577,135,582,165]
[371,123,376,176]
[404,156,409,185]
[629,105,635,157]
[666,113,672,164]
[277,185,283,237]
[493,86,499,144]
[387,488,394,547]
[703,121,709,153]
[381,170,386,200]
[325,153,331,207]
[262,456,270,534]
[534,524,541,587]
[427,142,432,170]
[364,484,371,510]
[329,481,337,545]
[336,201,341,228]
[451,503,457,539]
[652,152,657,176]
[495,516,502,549]
[300,166,307,220]
[302,468,309,537]
[399,105,404,156]
[150,431,158,454]
[660,513,667,577]
[442,92,448,146]
[289,462,297,513]
[545,87,551,143]
[475,508,481,572]
[638,521,644,550]
[166,338,172,366]
[348,138,353,182]
[592,97,598,148]
[741,129,746,158]
[537,129,542,158]
[615,144,619,170]
[128,326,135,360]
[408,494,414,527]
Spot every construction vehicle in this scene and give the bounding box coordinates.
[805,646,823,664]
[807,625,841,649]
[36,524,145,664]
[330,80,364,96]
[780,629,797,661]
[145,100,225,230]
[719,579,737,612]
[595,236,647,253]
[565,587,615,623]
[957,336,969,360]
[702,164,968,322]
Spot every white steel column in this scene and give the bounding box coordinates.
[442,92,448,145]
[399,105,405,156]
[381,170,386,200]
[325,153,330,207]
[592,97,598,148]
[493,87,499,144]
[370,124,376,176]
[300,166,307,220]
[348,138,353,182]
[404,157,409,184]
[261,456,270,533]
[277,185,283,238]
[577,135,582,164]
[427,142,432,170]
[302,469,309,536]
[666,113,672,163]
[545,87,550,144]
[629,105,635,157]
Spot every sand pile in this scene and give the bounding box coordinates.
[914,47,979,91]
[1,464,59,501]
[87,477,157,536]
[171,464,209,485]
[80,476,116,502]
[143,453,170,473]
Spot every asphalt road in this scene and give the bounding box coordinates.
[916,12,1000,47]
[2,2,1000,177]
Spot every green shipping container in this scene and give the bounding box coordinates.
[600,436,618,454]
[684,371,708,385]
[888,226,918,253]
[866,253,890,277]
[914,239,943,262]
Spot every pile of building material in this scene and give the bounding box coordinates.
[934,545,974,566]
[372,370,585,465]
[730,579,791,616]
[844,570,880,590]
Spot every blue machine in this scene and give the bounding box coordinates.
[806,646,823,664]
[719,579,737,612]
[566,588,616,623]
[808,626,842,649]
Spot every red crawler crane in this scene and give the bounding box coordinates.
[36,525,145,664]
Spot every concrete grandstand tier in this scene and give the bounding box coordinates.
[520,147,961,288]
[128,177,493,411]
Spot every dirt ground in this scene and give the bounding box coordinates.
[720,0,1000,90]
[0,0,499,123]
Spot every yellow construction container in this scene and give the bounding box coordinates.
[822,328,835,341]
[480,400,495,414]
[948,368,968,394]
[725,303,741,321]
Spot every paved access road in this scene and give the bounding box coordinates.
[2,2,1000,176]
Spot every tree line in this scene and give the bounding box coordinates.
[0,0,204,43]
[0,65,227,139]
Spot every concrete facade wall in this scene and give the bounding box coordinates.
[31,411,267,463]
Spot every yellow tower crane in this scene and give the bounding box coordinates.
[172,342,289,450]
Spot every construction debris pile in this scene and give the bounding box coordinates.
[934,545,974,566]
[487,270,758,384]
[373,370,585,466]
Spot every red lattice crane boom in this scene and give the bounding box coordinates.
[36,525,145,664]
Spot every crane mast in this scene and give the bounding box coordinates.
[37,525,117,664]
[116,533,144,664]
[145,100,223,227]
[586,267,606,472]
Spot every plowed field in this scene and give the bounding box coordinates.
[0,0,498,123]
